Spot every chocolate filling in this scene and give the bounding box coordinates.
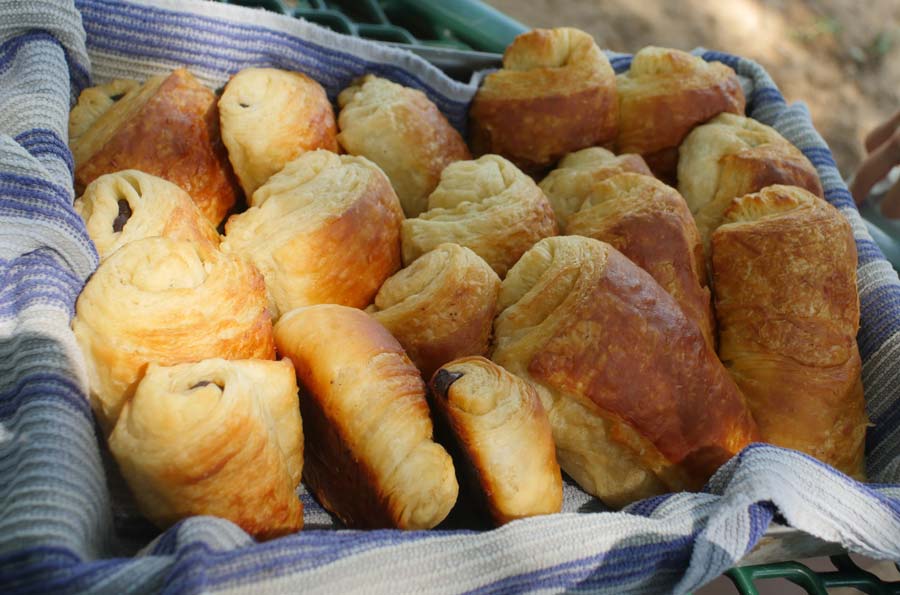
[189,380,223,390]
[112,199,132,233]
[431,369,464,399]
[109,93,125,101]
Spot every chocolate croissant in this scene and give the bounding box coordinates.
[566,173,715,349]
[401,155,558,277]
[274,305,458,529]
[429,357,562,525]
[222,150,404,319]
[491,236,758,507]
[337,74,471,217]
[539,147,653,231]
[219,67,339,196]
[72,237,275,432]
[109,358,303,539]
[616,47,745,181]
[70,68,239,226]
[368,243,501,379]
[711,185,866,477]
[75,170,220,262]
[678,113,824,247]
[469,27,618,175]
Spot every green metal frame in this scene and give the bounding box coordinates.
[726,556,900,594]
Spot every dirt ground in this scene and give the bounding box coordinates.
[485,0,900,179]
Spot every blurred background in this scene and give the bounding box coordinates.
[485,0,900,179]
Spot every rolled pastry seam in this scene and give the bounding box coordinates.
[369,243,501,378]
[539,147,653,231]
[711,185,866,478]
[615,46,745,181]
[469,27,618,174]
[429,356,562,526]
[222,150,403,319]
[677,113,824,248]
[401,155,558,277]
[566,173,715,349]
[69,68,239,226]
[219,67,338,196]
[75,169,220,261]
[491,236,758,507]
[337,74,471,218]
[72,236,275,433]
[109,358,303,539]
[274,304,458,530]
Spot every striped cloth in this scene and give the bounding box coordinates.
[1,0,899,593]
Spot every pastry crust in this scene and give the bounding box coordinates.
[222,150,404,319]
[109,358,303,539]
[491,236,757,507]
[401,155,558,277]
[711,185,866,478]
[429,356,562,525]
[678,113,824,247]
[274,305,458,529]
[470,27,618,174]
[369,243,501,378]
[219,67,338,196]
[538,147,653,231]
[72,237,275,432]
[75,170,220,262]
[566,173,715,348]
[337,74,471,217]
[616,47,745,181]
[70,69,239,227]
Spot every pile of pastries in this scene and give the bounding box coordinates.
[68,27,867,539]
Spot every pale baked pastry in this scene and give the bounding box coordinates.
[711,185,866,478]
[337,74,471,217]
[401,155,558,277]
[222,150,404,319]
[429,356,562,525]
[368,243,501,378]
[678,113,824,247]
[72,237,275,432]
[70,68,239,226]
[538,147,653,231]
[109,358,303,539]
[566,173,715,348]
[219,67,339,197]
[274,304,458,530]
[75,170,220,262]
[616,47,745,181]
[491,236,758,507]
[470,27,618,174]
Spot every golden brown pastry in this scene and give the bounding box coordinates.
[566,173,715,349]
[69,68,239,226]
[401,155,558,277]
[711,185,866,477]
[274,305,458,529]
[616,47,745,181]
[75,170,220,262]
[491,236,758,507]
[219,67,339,197]
[678,113,824,247]
[222,150,403,319]
[538,147,653,231]
[469,27,618,174]
[368,243,501,379]
[337,74,471,218]
[72,237,275,432]
[109,358,303,539]
[429,356,562,525]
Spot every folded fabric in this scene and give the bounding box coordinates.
[1,1,898,594]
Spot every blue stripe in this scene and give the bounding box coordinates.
[624,494,672,518]
[14,129,75,177]
[0,375,93,422]
[749,86,786,106]
[0,32,62,78]
[75,0,471,132]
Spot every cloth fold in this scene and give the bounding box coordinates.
[1,1,898,593]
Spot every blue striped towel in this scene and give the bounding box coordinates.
[1,1,899,593]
